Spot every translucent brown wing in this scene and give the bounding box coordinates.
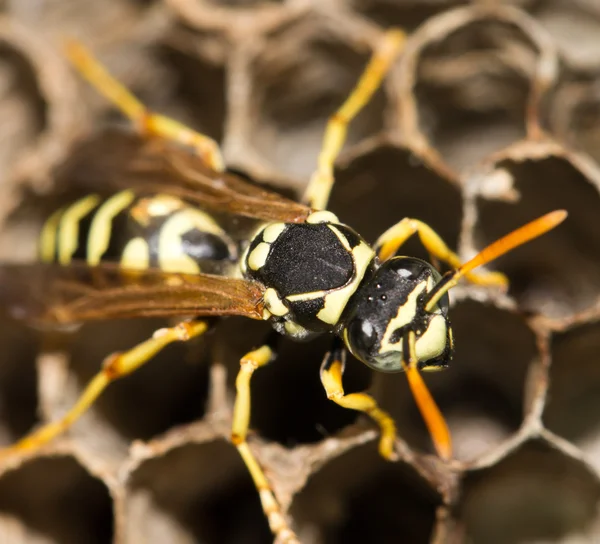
[0,262,266,326]
[50,129,311,224]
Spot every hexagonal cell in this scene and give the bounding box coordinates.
[545,319,600,473]
[126,440,271,543]
[458,439,600,543]
[0,455,113,543]
[214,317,371,448]
[526,0,600,70]
[548,74,600,164]
[83,36,228,148]
[0,318,39,446]
[154,31,228,144]
[471,155,600,318]
[329,142,462,257]
[377,297,538,461]
[290,443,441,543]
[405,14,546,171]
[246,14,389,182]
[55,318,211,452]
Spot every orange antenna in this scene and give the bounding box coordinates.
[425,210,568,312]
[403,331,452,460]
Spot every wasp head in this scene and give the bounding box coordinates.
[341,257,452,373]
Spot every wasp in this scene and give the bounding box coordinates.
[0,30,566,543]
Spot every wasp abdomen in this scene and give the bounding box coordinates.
[39,191,237,274]
[243,217,375,339]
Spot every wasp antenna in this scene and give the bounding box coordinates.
[425,209,568,311]
[402,332,452,460]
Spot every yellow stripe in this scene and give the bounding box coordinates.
[87,190,135,265]
[39,207,64,263]
[317,241,374,325]
[121,237,150,270]
[57,195,101,265]
[157,208,228,274]
[158,209,206,274]
[327,224,352,251]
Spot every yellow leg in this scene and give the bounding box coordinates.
[320,342,398,461]
[231,345,299,544]
[374,217,508,287]
[64,40,225,172]
[0,320,208,457]
[303,29,406,210]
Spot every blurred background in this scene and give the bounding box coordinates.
[0,0,600,542]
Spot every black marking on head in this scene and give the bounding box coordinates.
[342,257,452,373]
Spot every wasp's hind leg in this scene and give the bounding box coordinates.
[231,343,299,544]
[374,217,508,287]
[303,29,405,211]
[65,40,224,171]
[320,339,398,461]
[0,320,208,458]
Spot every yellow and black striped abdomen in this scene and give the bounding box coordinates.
[39,191,238,274]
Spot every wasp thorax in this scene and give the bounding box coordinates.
[243,216,376,340]
[342,257,452,373]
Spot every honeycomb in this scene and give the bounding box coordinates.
[0,0,599,542]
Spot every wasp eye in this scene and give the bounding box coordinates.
[346,318,377,359]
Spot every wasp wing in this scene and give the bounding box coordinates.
[0,261,266,325]
[49,129,311,224]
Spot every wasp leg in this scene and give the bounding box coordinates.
[303,29,405,211]
[374,217,508,287]
[64,40,224,172]
[231,344,299,544]
[320,340,398,461]
[0,320,208,458]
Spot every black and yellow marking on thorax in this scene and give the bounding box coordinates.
[39,191,237,274]
[243,212,375,338]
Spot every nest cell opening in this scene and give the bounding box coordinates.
[459,439,600,544]
[0,319,39,446]
[249,17,388,181]
[291,443,440,544]
[126,440,271,543]
[329,143,462,260]
[549,74,600,163]
[528,1,600,70]
[214,318,371,448]
[412,19,537,171]
[473,156,600,318]
[157,38,227,144]
[0,455,113,544]
[90,37,226,147]
[545,320,600,472]
[65,318,211,445]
